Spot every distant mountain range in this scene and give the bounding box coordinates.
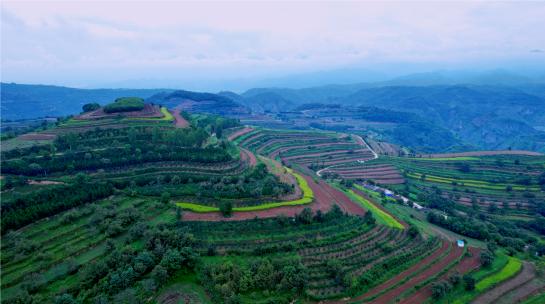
[0,83,172,120]
[2,71,545,152]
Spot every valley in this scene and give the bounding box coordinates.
[1,93,544,304]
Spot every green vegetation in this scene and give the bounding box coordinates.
[345,186,404,229]
[103,97,145,113]
[475,256,522,291]
[176,168,313,213]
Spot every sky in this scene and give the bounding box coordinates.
[2,0,545,90]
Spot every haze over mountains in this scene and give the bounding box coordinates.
[2,69,545,153]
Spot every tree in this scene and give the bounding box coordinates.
[82,103,100,112]
[431,280,451,299]
[296,208,313,224]
[54,294,78,304]
[480,251,494,267]
[364,211,376,225]
[408,225,419,238]
[151,265,168,285]
[219,201,233,217]
[160,192,171,204]
[463,274,475,290]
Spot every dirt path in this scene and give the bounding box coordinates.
[172,109,189,128]
[182,171,365,221]
[240,148,257,167]
[227,127,254,141]
[472,262,536,304]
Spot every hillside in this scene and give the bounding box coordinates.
[147,90,250,116]
[0,83,172,120]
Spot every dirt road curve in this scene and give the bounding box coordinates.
[172,109,189,128]
[182,172,365,221]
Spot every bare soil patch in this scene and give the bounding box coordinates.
[172,109,190,128]
[19,133,56,141]
[27,180,65,185]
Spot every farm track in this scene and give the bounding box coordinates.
[172,109,189,128]
[472,262,536,304]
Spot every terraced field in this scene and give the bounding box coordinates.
[384,155,545,211]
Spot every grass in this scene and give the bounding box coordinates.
[475,256,522,291]
[345,186,404,229]
[176,168,314,213]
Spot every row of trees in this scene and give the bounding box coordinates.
[198,257,307,303]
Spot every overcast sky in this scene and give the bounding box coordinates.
[2,1,545,90]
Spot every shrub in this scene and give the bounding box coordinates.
[220,201,233,217]
[463,274,475,290]
[82,103,100,112]
[103,97,145,113]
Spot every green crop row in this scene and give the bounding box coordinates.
[348,185,404,229]
[475,256,522,291]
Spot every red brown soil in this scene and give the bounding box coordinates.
[227,127,254,141]
[240,148,257,167]
[27,180,65,185]
[352,188,408,228]
[182,171,365,221]
[367,244,465,304]
[472,262,535,304]
[401,246,481,304]
[76,103,162,120]
[172,109,189,128]
[19,133,56,141]
[420,150,543,158]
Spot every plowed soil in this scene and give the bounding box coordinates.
[172,109,189,128]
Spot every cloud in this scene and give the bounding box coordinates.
[2,1,545,88]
